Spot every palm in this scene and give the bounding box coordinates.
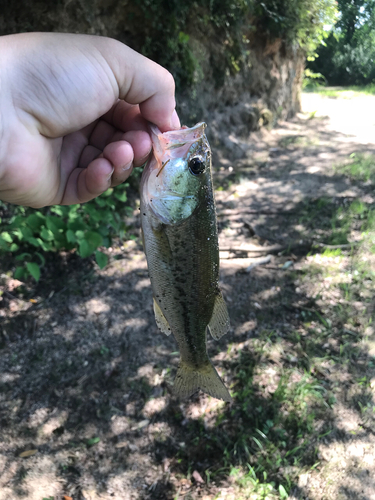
[0,33,178,208]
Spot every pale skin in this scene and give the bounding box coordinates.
[0,32,180,208]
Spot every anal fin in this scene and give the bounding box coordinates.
[153,298,172,336]
[208,292,230,340]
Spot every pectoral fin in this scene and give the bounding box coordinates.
[153,298,172,336]
[207,292,230,340]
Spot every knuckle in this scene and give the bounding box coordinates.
[162,70,176,93]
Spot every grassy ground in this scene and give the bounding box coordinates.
[170,196,375,499]
[0,92,375,499]
[304,84,375,98]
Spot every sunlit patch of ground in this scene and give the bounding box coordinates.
[0,91,375,499]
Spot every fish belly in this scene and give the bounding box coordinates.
[141,199,232,402]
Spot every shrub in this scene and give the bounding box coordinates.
[0,183,132,282]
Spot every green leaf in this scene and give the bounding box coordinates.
[101,188,113,198]
[50,205,65,216]
[1,231,13,243]
[78,239,95,258]
[14,266,26,280]
[26,237,42,247]
[40,228,54,241]
[114,191,127,202]
[38,239,53,252]
[45,219,58,236]
[75,230,85,240]
[46,215,66,232]
[12,228,24,240]
[67,220,86,232]
[26,262,41,281]
[35,252,46,267]
[20,227,33,239]
[85,231,102,248]
[15,252,32,261]
[66,229,76,243]
[95,197,107,207]
[9,243,19,252]
[97,225,110,237]
[95,251,108,269]
[86,437,100,446]
[279,484,288,498]
[26,213,45,231]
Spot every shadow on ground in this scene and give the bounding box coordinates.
[1,104,375,499]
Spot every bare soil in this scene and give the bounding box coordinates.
[0,92,374,500]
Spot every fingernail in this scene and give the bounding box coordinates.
[136,148,152,167]
[121,161,133,172]
[106,166,115,181]
[170,109,181,130]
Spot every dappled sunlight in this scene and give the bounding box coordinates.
[1,92,375,499]
[302,93,375,146]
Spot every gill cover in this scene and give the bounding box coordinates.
[144,123,211,225]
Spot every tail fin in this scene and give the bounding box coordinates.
[173,360,232,402]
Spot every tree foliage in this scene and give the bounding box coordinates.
[308,0,375,85]
[131,0,337,89]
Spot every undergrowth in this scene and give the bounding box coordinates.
[173,197,374,499]
[0,183,132,282]
[337,152,375,184]
[304,84,375,97]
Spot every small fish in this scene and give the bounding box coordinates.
[140,122,232,402]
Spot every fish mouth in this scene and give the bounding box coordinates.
[153,192,195,202]
[148,122,208,167]
[159,193,195,201]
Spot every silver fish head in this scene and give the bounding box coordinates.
[141,122,212,225]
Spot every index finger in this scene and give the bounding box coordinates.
[96,38,181,132]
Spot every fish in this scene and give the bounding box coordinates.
[140,122,232,402]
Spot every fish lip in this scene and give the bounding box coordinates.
[155,194,196,202]
[148,122,207,151]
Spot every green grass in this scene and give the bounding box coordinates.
[278,135,318,149]
[175,197,374,499]
[303,84,375,98]
[336,152,375,184]
[173,329,335,499]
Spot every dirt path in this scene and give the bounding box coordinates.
[0,92,374,500]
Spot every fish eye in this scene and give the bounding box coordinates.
[188,156,205,176]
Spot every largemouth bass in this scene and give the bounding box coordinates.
[140,122,232,402]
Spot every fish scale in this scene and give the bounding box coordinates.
[140,122,232,402]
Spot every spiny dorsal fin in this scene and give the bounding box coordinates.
[207,292,230,340]
[153,298,172,336]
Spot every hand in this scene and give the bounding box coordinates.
[0,32,180,207]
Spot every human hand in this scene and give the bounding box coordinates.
[0,32,180,207]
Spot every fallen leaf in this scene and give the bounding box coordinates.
[192,470,205,484]
[63,496,73,500]
[280,260,294,270]
[29,298,37,303]
[7,278,23,292]
[19,449,37,458]
[130,419,149,431]
[115,441,128,449]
